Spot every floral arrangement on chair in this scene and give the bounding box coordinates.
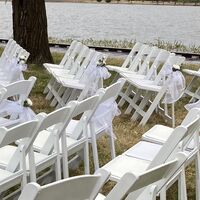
[96,56,107,68]
[23,98,33,107]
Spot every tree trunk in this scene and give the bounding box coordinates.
[12,0,53,64]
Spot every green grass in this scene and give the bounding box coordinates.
[0,46,199,199]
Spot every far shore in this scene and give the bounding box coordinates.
[44,0,200,6]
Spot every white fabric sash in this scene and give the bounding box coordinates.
[162,65,185,104]
[91,98,120,138]
[0,100,36,126]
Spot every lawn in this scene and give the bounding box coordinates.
[1,47,199,199]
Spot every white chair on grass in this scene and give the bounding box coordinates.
[48,48,95,107]
[0,76,36,127]
[117,49,170,109]
[0,120,39,199]
[44,41,84,100]
[0,103,80,189]
[54,51,107,107]
[30,95,100,178]
[183,68,200,103]
[142,107,200,199]
[120,54,185,126]
[18,169,110,200]
[96,153,187,200]
[101,109,200,199]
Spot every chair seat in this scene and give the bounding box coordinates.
[102,155,149,181]
[126,78,161,92]
[183,69,200,77]
[142,125,174,144]
[120,72,145,79]
[58,77,85,90]
[141,124,199,151]
[124,141,162,162]
[0,168,16,182]
[0,145,51,170]
[33,129,80,153]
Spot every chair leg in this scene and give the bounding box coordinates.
[50,86,65,107]
[90,124,99,171]
[108,127,116,159]
[118,83,132,107]
[178,167,187,200]
[195,153,200,200]
[131,91,152,121]
[125,88,143,114]
[139,88,167,126]
[84,141,90,174]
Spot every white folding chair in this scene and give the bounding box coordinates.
[183,68,200,103]
[142,107,200,200]
[18,169,110,200]
[0,120,39,199]
[120,54,185,126]
[0,76,36,127]
[101,110,200,199]
[44,41,84,100]
[96,153,187,200]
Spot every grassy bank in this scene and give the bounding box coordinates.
[49,38,200,53]
[0,47,199,199]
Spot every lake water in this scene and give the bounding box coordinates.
[0,2,200,45]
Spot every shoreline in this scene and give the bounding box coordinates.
[44,0,200,6]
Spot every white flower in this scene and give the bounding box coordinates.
[24,98,33,107]
[18,56,26,65]
[172,64,180,70]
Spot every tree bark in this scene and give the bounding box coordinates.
[12,0,53,64]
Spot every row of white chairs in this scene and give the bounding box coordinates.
[17,106,200,200]
[107,42,186,127]
[0,39,29,86]
[43,41,107,108]
[0,78,125,199]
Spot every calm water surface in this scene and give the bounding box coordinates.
[0,2,200,45]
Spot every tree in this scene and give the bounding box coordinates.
[12,0,53,64]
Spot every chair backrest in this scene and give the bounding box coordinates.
[0,76,36,103]
[74,49,96,80]
[63,42,84,69]
[60,40,78,66]
[128,44,149,72]
[39,95,100,155]
[72,78,126,140]
[7,102,77,172]
[69,45,90,75]
[137,46,160,75]
[104,153,186,200]
[121,42,142,69]
[0,120,38,172]
[18,169,110,200]
[148,108,200,169]
[0,39,14,61]
[145,49,170,80]
[154,54,185,84]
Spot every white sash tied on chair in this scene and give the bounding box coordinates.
[162,65,186,104]
[5,58,27,82]
[91,98,120,139]
[0,100,36,126]
[80,55,111,97]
